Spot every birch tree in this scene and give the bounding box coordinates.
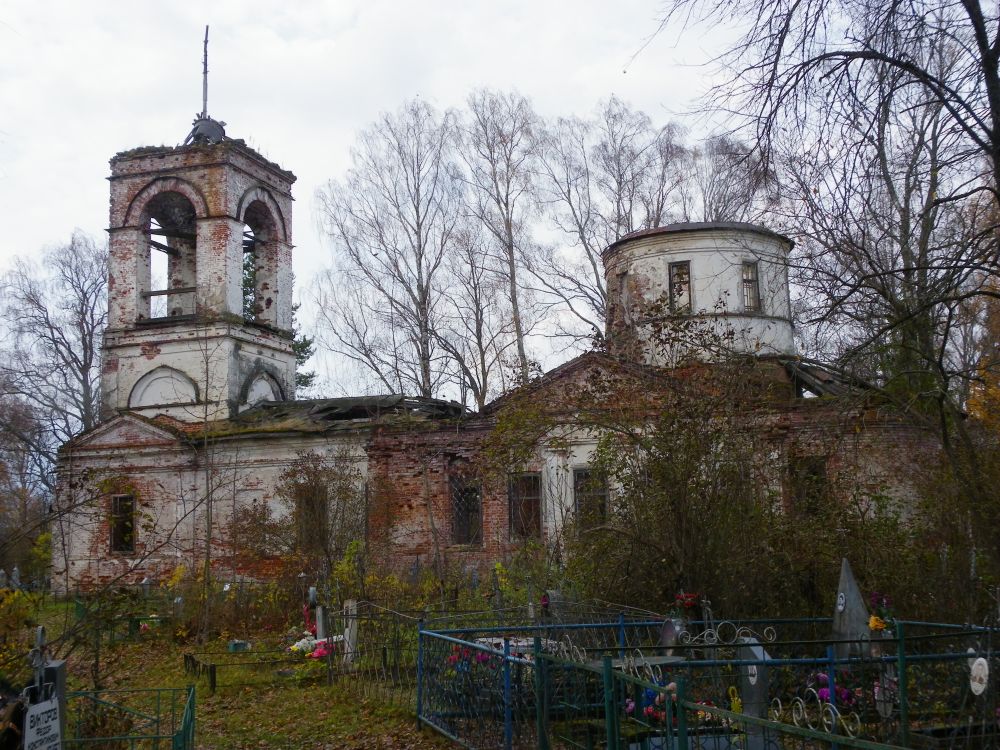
[316,100,462,399]
[457,90,539,382]
[533,97,686,338]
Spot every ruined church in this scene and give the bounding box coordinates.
[54,113,935,593]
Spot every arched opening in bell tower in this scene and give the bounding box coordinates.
[241,200,280,328]
[140,191,198,321]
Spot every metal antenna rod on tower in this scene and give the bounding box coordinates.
[201,25,209,118]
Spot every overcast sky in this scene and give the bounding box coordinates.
[0,0,733,387]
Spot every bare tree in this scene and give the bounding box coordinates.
[458,90,539,382]
[678,134,778,222]
[659,0,1000,208]
[316,100,462,399]
[0,232,107,492]
[533,97,686,338]
[0,400,48,575]
[435,229,518,409]
[778,47,993,409]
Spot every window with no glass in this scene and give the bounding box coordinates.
[788,456,828,514]
[110,494,135,553]
[509,473,542,539]
[451,476,482,545]
[743,262,761,312]
[669,261,691,313]
[573,468,608,528]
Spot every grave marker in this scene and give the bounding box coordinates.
[24,697,60,750]
[737,636,770,750]
[343,599,358,665]
[832,558,870,659]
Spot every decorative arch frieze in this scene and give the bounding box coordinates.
[128,366,199,408]
[239,367,285,410]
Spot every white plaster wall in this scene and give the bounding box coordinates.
[54,428,369,594]
[102,323,295,422]
[605,226,795,364]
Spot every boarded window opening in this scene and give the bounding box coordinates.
[110,494,135,553]
[451,476,482,545]
[669,261,691,313]
[509,473,542,539]
[573,468,608,528]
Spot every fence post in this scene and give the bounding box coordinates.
[416,619,424,728]
[676,678,688,750]
[534,637,549,750]
[896,622,910,747]
[208,663,216,693]
[603,655,618,750]
[503,638,513,750]
[618,612,626,659]
[827,645,839,750]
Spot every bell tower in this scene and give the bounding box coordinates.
[101,106,297,423]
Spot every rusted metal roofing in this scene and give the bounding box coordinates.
[602,221,794,258]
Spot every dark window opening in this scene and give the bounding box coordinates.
[451,476,482,545]
[573,468,608,528]
[743,262,761,312]
[509,473,542,539]
[669,261,691,313]
[789,456,828,514]
[295,484,329,556]
[110,494,135,553]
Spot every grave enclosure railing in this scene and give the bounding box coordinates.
[63,685,196,749]
[417,617,1000,750]
[182,603,424,708]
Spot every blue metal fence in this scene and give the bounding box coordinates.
[417,617,1000,750]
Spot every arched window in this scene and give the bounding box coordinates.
[140,192,198,320]
[242,200,280,327]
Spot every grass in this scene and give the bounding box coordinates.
[65,638,450,749]
[25,600,451,750]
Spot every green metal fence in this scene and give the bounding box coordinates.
[417,618,1000,750]
[64,686,195,749]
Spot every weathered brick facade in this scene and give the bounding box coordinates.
[53,133,942,594]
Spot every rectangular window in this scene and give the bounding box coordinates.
[573,468,608,527]
[295,484,329,555]
[451,476,482,545]
[110,494,135,553]
[789,456,827,514]
[669,261,691,313]
[509,473,542,539]
[743,262,761,312]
